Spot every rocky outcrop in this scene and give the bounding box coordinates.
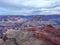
[34,25,60,45]
[1,28,55,45]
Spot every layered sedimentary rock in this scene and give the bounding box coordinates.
[0,24,60,45]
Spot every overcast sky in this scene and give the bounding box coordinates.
[0,0,60,15]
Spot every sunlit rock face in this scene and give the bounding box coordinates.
[1,28,55,45]
[2,29,34,45]
[0,39,4,45]
[4,29,19,38]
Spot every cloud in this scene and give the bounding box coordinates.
[0,0,57,8]
[0,0,60,15]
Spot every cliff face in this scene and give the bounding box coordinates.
[0,16,59,45]
[0,26,55,45]
[34,25,60,45]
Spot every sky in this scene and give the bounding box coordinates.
[0,0,60,15]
